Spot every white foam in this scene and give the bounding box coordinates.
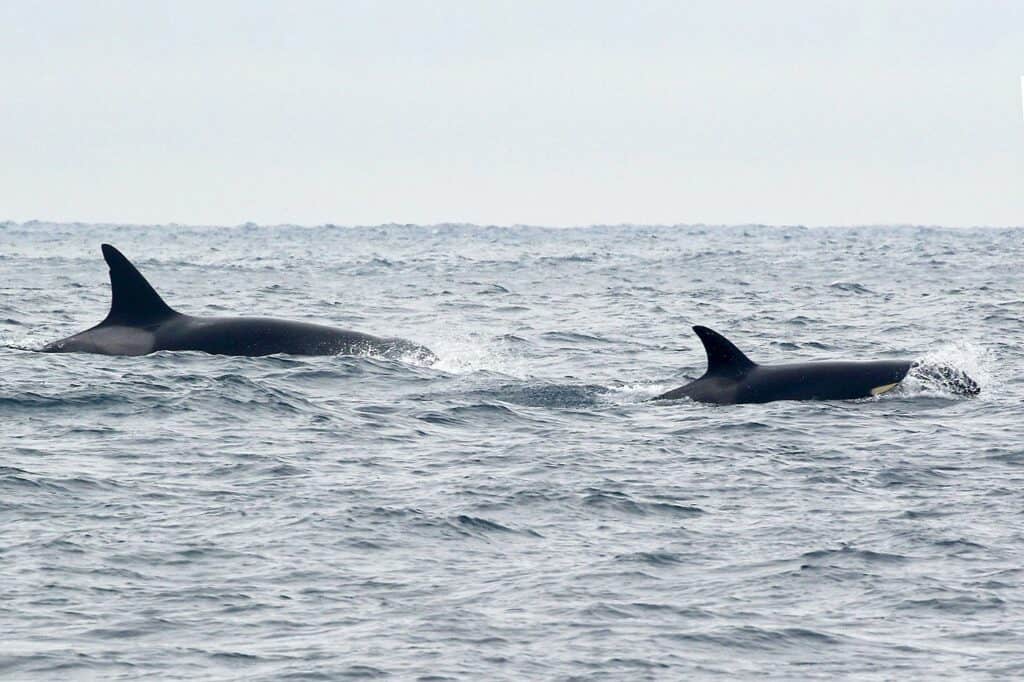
[602,381,679,405]
[427,333,532,377]
[903,340,994,397]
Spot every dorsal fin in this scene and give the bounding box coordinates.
[693,326,756,376]
[100,244,176,325]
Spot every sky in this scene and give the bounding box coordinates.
[1,0,1021,227]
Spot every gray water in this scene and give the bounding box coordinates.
[1,223,1021,680]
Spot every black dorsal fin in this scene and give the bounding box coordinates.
[693,326,756,376]
[100,244,176,325]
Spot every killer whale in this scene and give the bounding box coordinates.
[42,244,435,360]
[653,326,978,405]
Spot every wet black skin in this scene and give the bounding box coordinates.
[654,326,913,405]
[42,244,434,360]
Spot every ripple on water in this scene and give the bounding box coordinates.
[0,224,1020,679]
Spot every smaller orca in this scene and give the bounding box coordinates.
[42,244,435,360]
[653,326,979,405]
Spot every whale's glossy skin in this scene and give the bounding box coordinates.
[42,244,434,360]
[43,314,425,358]
[654,326,914,405]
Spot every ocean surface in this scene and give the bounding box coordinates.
[1,222,1022,680]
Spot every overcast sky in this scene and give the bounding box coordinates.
[1,1,1021,226]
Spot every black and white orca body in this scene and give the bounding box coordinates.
[654,326,977,405]
[42,244,434,360]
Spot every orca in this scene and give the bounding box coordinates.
[41,244,435,360]
[653,325,979,405]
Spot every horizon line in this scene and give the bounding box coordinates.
[3,219,1023,231]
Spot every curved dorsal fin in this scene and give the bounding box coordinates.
[100,244,176,325]
[693,326,756,376]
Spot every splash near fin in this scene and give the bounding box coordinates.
[100,244,176,325]
[693,326,756,376]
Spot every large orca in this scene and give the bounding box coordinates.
[42,244,435,360]
[653,325,978,405]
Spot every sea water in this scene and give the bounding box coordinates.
[1,223,1020,679]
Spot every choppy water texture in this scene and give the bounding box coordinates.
[2,223,1023,680]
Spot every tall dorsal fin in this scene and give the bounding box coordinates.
[100,244,176,325]
[693,325,756,376]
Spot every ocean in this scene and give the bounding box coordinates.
[1,222,1021,679]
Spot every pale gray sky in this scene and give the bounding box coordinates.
[1,0,1021,226]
